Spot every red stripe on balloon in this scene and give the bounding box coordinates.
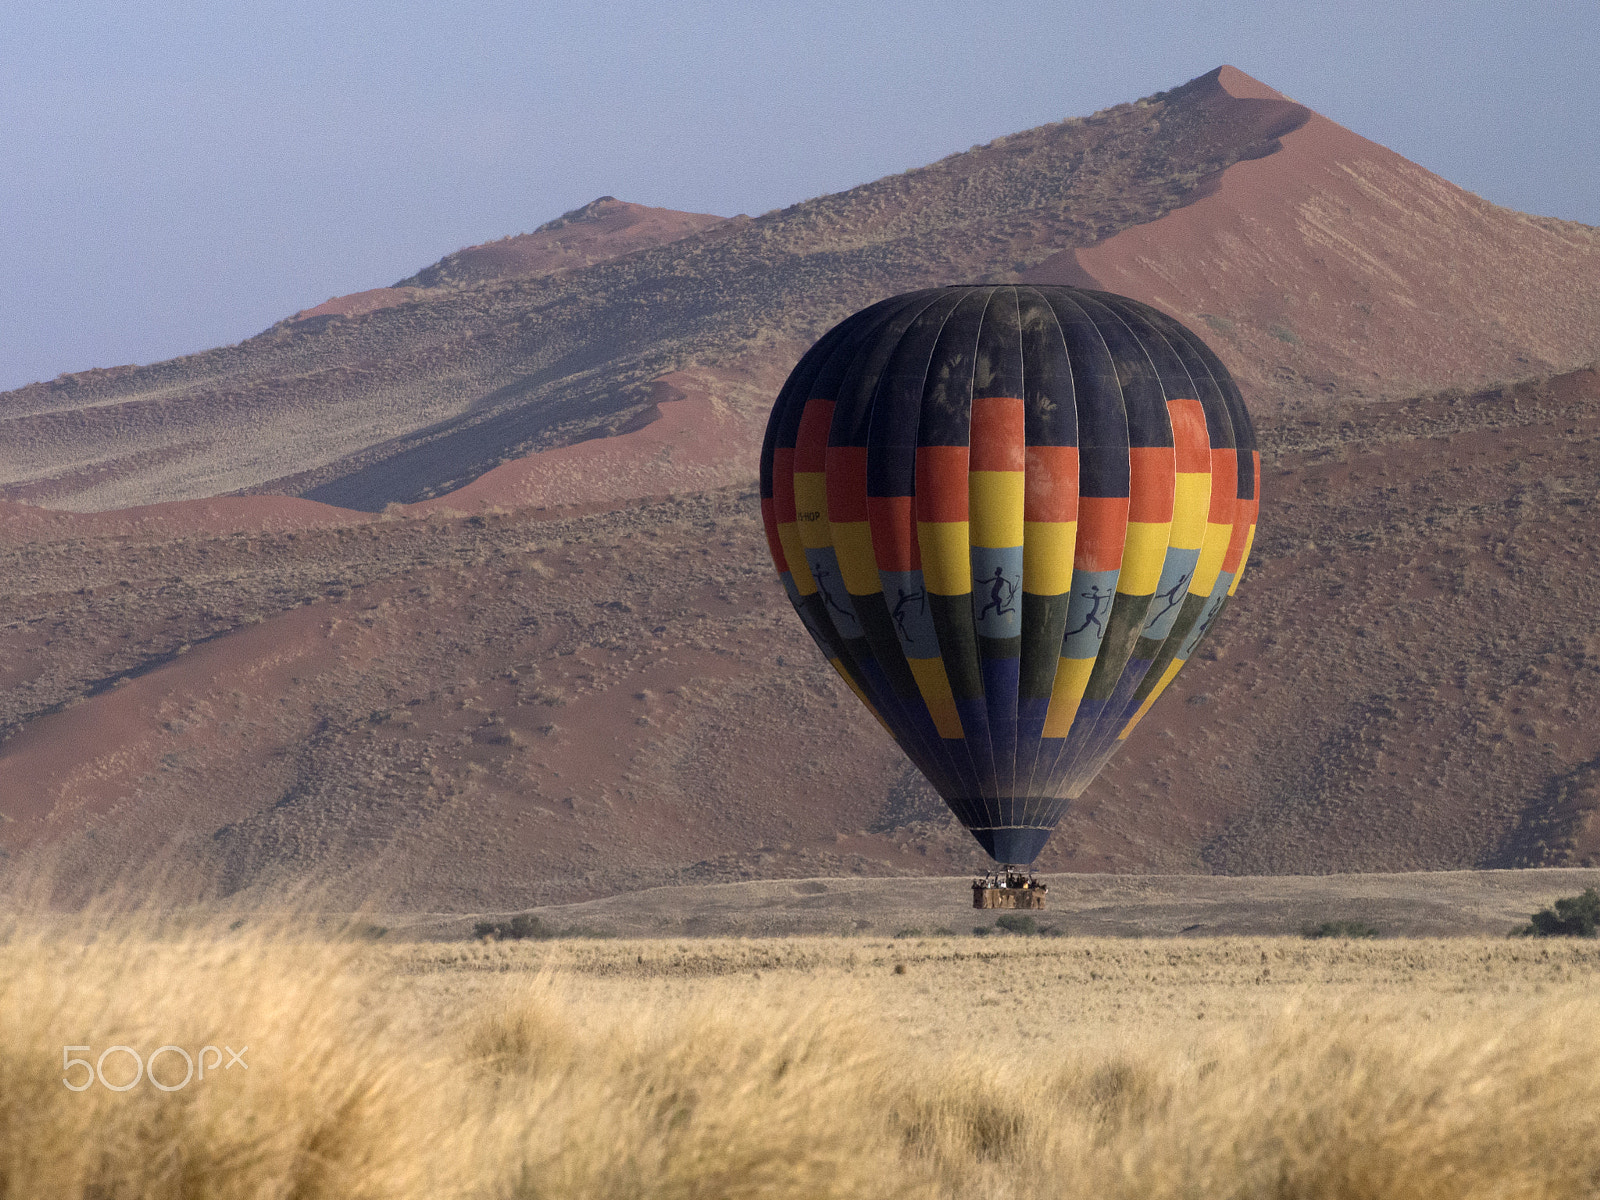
[1023,445,1079,523]
[868,495,921,572]
[969,397,1026,472]
[825,446,870,522]
[1127,446,1176,523]
[914,446,970,522]
[794,400,835,473]
[772,448,798,523]
[1207,448,1237,523]
[1169,398,1211,474]
[1076,496,1130,573]
[760,497,787,572]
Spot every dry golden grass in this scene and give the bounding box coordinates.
[6,921,1600,1198]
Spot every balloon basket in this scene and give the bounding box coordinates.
[972,869,1047,910]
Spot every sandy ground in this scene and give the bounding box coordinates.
[9,362,1600,908]
[392,866,1600,941]
[388,923,1600,1068]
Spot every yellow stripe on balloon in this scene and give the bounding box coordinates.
[830,520,879,596]
[777,523,817,595]
[1117,520,1173,596]
[1022,519,1077,596]
[1189,521,1233,596]
[907,657,964,738]
[1229,525,1258,596]
[794,472,832,550]
[1042,655,1096,738]
[968,471,1025,548]
[917,521,972,595]
[1169,472,1211,551]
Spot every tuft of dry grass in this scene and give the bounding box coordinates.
[478,989,923,1200]
[0,916,479,1198]
[1103,1001,1600,1200]
[5,925,1600,1199]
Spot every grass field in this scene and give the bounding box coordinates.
[8,915,1600,1199]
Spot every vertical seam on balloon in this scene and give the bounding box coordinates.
[866,291,987,831]
[1033,291,1128,812]
[1014,286,1075,830]
[919,288,1000,828]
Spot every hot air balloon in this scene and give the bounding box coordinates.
[758,286,1260,874]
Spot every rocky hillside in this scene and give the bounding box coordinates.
[6,67,1595,514]
[2,64,1599,905]
[2,365,1598,905]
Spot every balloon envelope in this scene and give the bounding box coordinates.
[759,286,1259,864]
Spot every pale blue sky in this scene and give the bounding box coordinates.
[3,0,1595,392]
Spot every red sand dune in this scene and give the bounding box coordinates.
[408,355,793,516]
[8,67,1600,898]
[1028,66,1600,409]
[286,198,731,327]
[402,197,732,288]
[0,495,371,544]
[12,67,1596,515]
[290,286,429,324]
[0,604,351,837]
[6,64,1595,547]
[0,351,791,542]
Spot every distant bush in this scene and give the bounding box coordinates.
[1517,888,1600,938]
[474,915,555,941]
[1303,920,1380,940]
[986,914,1064,937]
[972,926,991,937]
[893,928,924,939]
[474,915,615,941]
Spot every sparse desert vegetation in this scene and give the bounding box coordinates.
[1,71,1302,513]
[10,915,1600,1199]
[7,362,1600,908]
[7,51,1600,1198]
[1518,887,1600,937]
[6,67,1596,513]
[3,63,1600,907]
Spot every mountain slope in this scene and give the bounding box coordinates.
[4,65,1600,905]
[1033,67,1600,409]
[394,196,734,290]
[13,67,1593,513]
[3,364,1599,905]
[285,197,733,326]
